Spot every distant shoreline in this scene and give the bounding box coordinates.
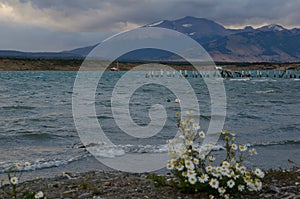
[0,57,299,71]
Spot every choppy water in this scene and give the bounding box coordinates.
[0,71,299,173]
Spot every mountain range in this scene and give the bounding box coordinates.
[145,16,300,62]
[1,16,300,62]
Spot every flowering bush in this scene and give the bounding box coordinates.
[0,162,45,199]
[166,113,264,198]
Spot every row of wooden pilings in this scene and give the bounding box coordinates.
[145,69,300,79]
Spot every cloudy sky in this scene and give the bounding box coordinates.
[0,0,299,52]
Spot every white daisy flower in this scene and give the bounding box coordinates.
[240,166,246,174]
[35,191,44,199]
[222,161,230,168]
[231,143,238,150]
[218,187,226,195]
[212,170,220,178]
[221,130,228,134]
[254,179,262,191]
[231,172,240,180]
[193,123,200,130]
[199,131,205,138]
[171,159,177,165]
[221,168,229,176]
[10,177,18,185]
[199,154,206,160]
[247,181,256,191]
[187,169,196,177]
[185,160,195,170]
[209,178,219,189]
[193,158,199,165]
[166,163,174,170]
[198,174,209,183]
[227,179,235,188]
[24,162,31,167]
[245,172,251,178]
[254,168,265,178]
[238,184,245,191]
[243,176,251,183]
[176,164,184,171]
[239,145,247,152]
[15,162,22,168]
[206,165,213,173]
[188,175,197,185]
[209,156,215,161]
[235,163,241,171]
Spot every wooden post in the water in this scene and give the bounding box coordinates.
[184,70,188,78]
[145,71,150,78]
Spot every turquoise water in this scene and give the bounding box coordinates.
[0,71,299,173]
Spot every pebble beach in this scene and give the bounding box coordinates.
[1,168,299,199]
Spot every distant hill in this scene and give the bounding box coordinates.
[62,43,99,57]
[1,16,299,62]
[0,50,84,59]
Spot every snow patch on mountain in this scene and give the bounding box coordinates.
[182,23,192,28]
[147,21,164,27]
[258,24,286,32]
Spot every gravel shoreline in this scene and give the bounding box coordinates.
[2,168,299,199]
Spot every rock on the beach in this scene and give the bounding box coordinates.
[79,192,92,198]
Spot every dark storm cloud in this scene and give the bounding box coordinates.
[11,0,300,30]
[208,0,300,27]
[0,21,113,52]
[0,0,300,31]
[0,0,299,51]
